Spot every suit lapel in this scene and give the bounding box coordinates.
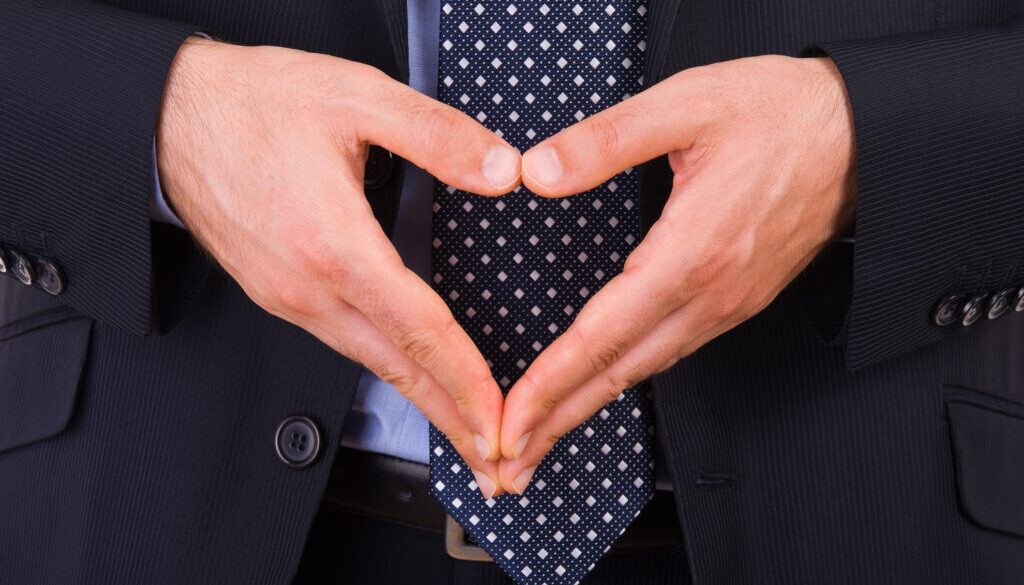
[644,0,682,86]
[376,0,410,83]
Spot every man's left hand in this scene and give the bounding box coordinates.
[497,55,857,492]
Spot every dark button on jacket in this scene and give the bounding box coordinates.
[35,258,65,296]
[933,295,964,327]
[961,293,989,326]
[275,416,321,468]
[987,288,1015,320]
[7,250,34,286]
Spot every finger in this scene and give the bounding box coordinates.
[295,179,506,466]
[499,244,679,460]
[499,171,726,460]
[499,302,734,492]
[302,298,505,498]
[360,78,522,196]
[343,255,505,464]
[520,74,705,197]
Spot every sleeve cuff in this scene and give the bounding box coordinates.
[150,139,186,229]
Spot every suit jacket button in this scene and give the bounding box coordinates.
[8,250,34,286]
[275,415,321,468]
[35,258,65,295]
[363,145,394,191]
[1015,287,1024,313]
[961,293,988,326]
[987,288,1015,320]
[933,295,964,327]
[0,249,7,274]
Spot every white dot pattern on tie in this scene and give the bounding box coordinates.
[430,3,653,584]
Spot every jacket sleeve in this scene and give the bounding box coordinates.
[801,16,1024,369]
[0,0,208,334]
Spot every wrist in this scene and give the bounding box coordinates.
[155,36,221,227]
[806,56,858,239]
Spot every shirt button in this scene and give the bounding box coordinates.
[987,288,1015,320]
[363,145,394,191]
[275,415,321,468]
[933,295,964,327]
[961,293,988,327]
[8,250,34,286]
[35,258,66,296]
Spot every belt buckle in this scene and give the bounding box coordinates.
[444,515,493,562]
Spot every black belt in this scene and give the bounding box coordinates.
[323,447,683,561]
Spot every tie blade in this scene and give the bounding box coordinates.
[431,1,653,583]
[430,386,654,585]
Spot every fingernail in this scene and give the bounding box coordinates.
[513,466,537,494]
[482,145,521,189]
[474,433,492,461]
[512,432,532,459]
[523,146,562,187]
[472,470,497,499]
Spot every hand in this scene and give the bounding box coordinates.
[497,55,857,492]
[157,38,523,497]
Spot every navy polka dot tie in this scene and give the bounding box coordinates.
[430,2,654,583]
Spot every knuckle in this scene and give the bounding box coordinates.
[621,362,650,390]
[621,246,648,275]
[517,370,545,402]
[514,370,558,418]
[537,392,559,416]
[574,327,622,374]
[710,288,746,320]
[449,385,477,412]
[602,374,631,402]
[586,112,624,161]
[258,271,314,316]
[411,103,462,154]
[392,370,429,404]
[685,247,735,292]
[399,331,442,367]
[289,227,350,284]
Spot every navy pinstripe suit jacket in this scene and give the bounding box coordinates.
[1,0,1023,582]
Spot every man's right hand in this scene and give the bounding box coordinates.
[156,37,521,497]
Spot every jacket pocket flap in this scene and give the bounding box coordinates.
[0,309,92,453]
[947,398,1024,538]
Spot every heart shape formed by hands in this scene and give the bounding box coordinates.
[158,38,854,499]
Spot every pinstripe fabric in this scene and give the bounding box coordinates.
[1,0,1024,584]
[657,293,1024,584]
[0,0,198,335]
[813,22,1024,368]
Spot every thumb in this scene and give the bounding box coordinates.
[520,77,701,198]
[360,81,521,196]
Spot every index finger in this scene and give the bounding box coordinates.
[346,254,505,463]
[498,248,677,460]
